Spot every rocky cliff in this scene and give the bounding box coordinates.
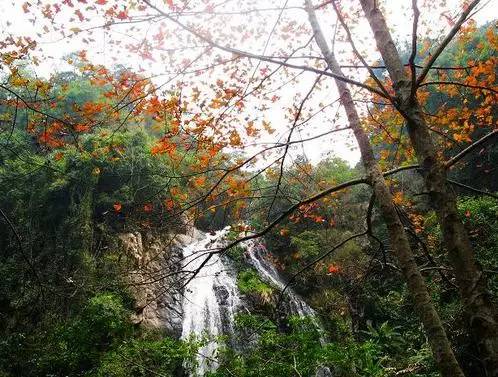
[118,230,197,337]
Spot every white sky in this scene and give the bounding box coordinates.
[1,0,495,166]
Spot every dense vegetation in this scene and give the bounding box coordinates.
[1,68,496,375]
[0,1,497,376]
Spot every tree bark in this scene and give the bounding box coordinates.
[358,1,498,375]
[305,2,464,376]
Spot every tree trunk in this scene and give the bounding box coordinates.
[358,1,498,375]
[305,2,464,376]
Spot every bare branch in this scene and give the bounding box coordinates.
[445,129,498,169]
[141,0,389,98]
[409,0,420,100]
[416,0,481,86]
[448,179,498,200]
[419,81,498,94]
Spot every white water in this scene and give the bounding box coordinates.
[244,239,316,317]
[180,228,240,376]
[180,228,317,376]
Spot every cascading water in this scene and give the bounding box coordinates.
[180,227,319,376]
[181,228,240,375]
[243,239,316,317]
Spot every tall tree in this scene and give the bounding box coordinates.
[304,2,463,375]
[355,1,498,374]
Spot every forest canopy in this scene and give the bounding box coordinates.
[0,1,497,376]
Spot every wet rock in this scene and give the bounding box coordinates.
[214,285,230,305]
[316,366,332,377]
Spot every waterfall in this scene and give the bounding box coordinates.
[243,239,316,317]
[180,227,318,376]
[180,227,240,376]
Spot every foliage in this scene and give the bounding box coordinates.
[95,336,198,377]
[458,196,498,293]
[1,5,497,374]
[237,269,274,303]
[212,315,386,377]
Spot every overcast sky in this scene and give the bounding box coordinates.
[1,0,495,166]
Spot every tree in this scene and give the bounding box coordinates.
[354,2,498,374]
[1,0,497,374]
[304,3,462,374]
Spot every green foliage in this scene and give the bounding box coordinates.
[213,315,386,377]
[237,269,274,300]
[82,293,130,342]
[234,313,276,332]
[0,291,196,377]
[225,245,250,273]
[35,293,131,374]
[362,321,404,355]
[95,336,198,377]
[458,196,498,293]
[291,230,321,258]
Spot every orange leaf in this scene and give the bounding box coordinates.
[328,264,340,274]
[116,10,128,20]
[392,191,404,205]
[164,199,175,210]
[74,123,90,132]
[193,176,206,187]
[143,203,153,212]
[229,130,241,146]
[113,202,122,212]
[262,120,275,134]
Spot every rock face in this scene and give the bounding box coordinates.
[316,366,333,377]
[118,231,188,337]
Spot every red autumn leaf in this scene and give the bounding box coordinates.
[113,202,122,212]
[75,9,84,21]
[95,0,107,4]
[143,203,153,212]
[328,264,340,274]
[116,10,128,20]
[164,199,175,210]
[165,0,174,9]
